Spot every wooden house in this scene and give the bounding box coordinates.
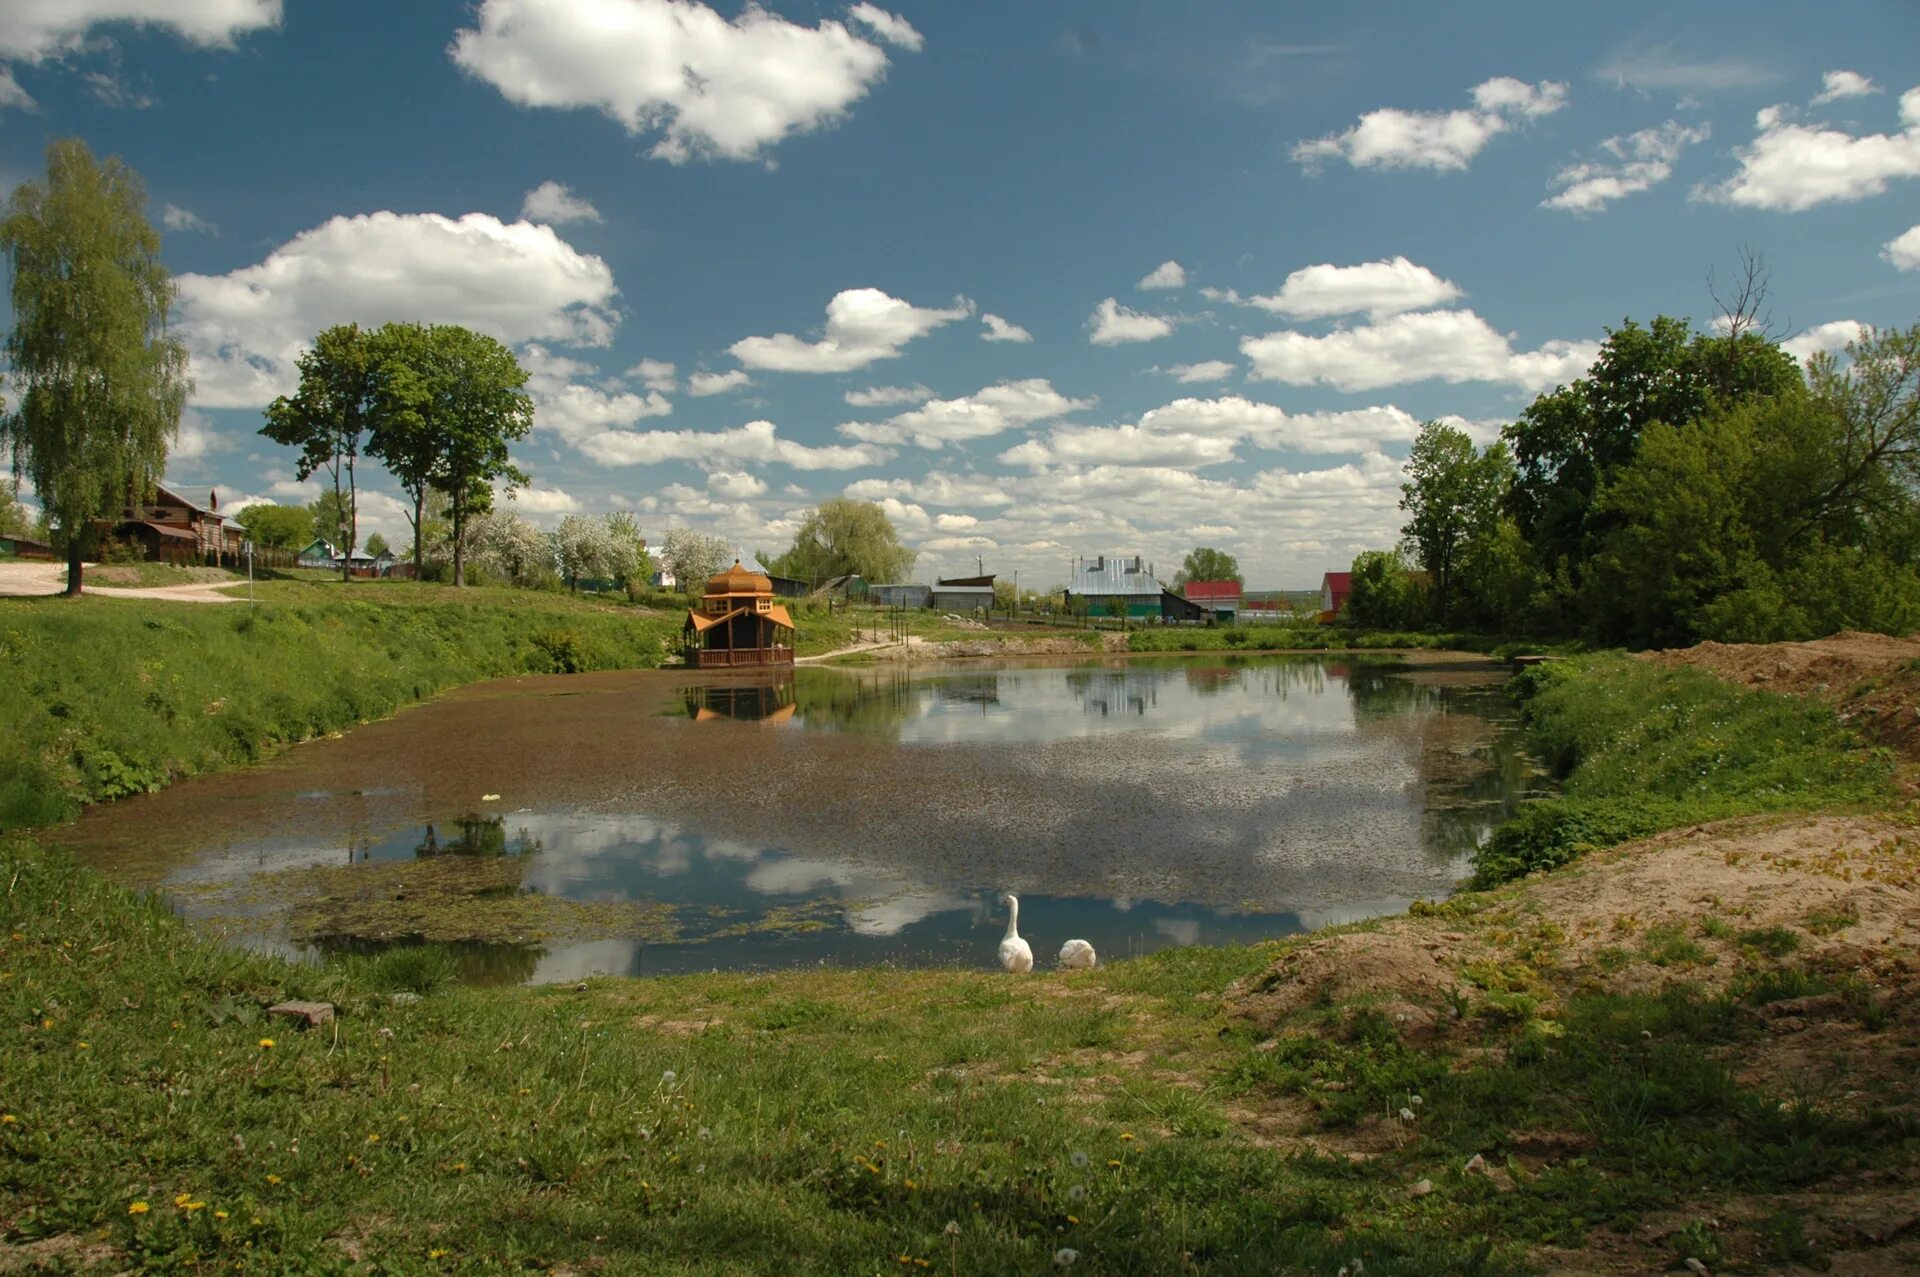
[103,483,245,565]
[684,561,796,668]
[295,539,337,569]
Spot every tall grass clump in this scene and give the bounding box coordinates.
[1470,656,1893,886]
[0,592,680,831]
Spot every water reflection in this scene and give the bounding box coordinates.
[59,654,1552,985]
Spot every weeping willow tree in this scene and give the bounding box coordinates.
[0,138,189,596]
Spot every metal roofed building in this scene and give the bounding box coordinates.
[1065,554,1200,621]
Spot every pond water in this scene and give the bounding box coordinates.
[56,653,1551,984]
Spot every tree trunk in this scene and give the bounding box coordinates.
[342,454,357,585]
[452,494,465,587]
[64,534,83,597]
[410,489,424,579]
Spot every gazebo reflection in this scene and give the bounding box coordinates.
[684,674,798,722]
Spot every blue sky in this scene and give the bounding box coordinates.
[2,1,1917,588]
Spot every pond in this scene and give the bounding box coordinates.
[55,653,1552,984]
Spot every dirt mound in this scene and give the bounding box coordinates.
[1642,632,1920,760]
[1227,930,1471,1033]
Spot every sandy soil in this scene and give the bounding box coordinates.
[0,559,243,603]
[1643,630,1920,761]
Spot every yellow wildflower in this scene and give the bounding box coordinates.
[430,1249,450,1260]
[266,1174,282,1185]
[1120,1132,1135,1142]
[184,1201,206,1213]
[174,1193,192,1208]
[1067,1215,1080,1225]
[365,1133,380,1144]
[128,1202,150,1216]
[214,1210,229,1221]
[1107,1159,1121,1167]
[0,1114,16,1124]
[258,1038,275,1049]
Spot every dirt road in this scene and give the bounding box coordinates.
[0,560,242,603]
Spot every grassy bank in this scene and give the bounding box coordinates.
[1124,626,1557,656]
[0,585,684,830]
[5,825,1917,1274]
[1469,655,1898,887]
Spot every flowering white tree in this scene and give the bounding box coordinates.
[468,509,554,586]
[660,526,733,590]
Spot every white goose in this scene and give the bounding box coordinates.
[998,893,1034,973]
[1058,938,1097,970]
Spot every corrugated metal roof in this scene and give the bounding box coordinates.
[1067,554,1163,596]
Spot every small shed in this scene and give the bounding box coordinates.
[0,533,54,560]
[1160,590,1209,624]
[1321,571,1353,621]
[930,584,994,612]
[296,539,336,569]
[684,561,796,668]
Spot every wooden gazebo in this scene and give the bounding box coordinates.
[684,561,796,668]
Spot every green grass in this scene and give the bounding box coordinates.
[0,584,683,830]
[6,836,1913,1275]
[1469,656,1896,887]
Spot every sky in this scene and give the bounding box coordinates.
[1,1,1917,590]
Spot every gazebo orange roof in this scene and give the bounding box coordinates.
[704,560,773,598]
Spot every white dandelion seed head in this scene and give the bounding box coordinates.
[1068,1184,1087,1202]
[1053,1248,1079,1267]
[1398,1107,1416,1122]
[1070,1151,1089,1168]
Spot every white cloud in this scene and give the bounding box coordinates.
[1088,297,1174,345]
[1782,320,1867,363]
[846,2,921,51]
[0,67,34,109]
[1543,120,1710,213]
[730,287,971,373]
[1293,76,1567,172]
[1002,396,1429,470]
[161,202,217,234]
[1885,225,1920,271]
[844,383,930,407]
[83,69,155,109]
[174,211,618,408]
[506,484,582,520]
[449,0,919,164]
[1167,360,1235,384]
[629,358,677,392]
[1242,309,1597,393]
[1697,82,1920,211]
[1248,256,1462,320]
[521,180,602,224]
[169,408,224,461]
[1811,70,1877,106]
[1137,260,1187,290]
[521,345,672,442]
[1593,42,1776,95]
[839,378,1093,448]
[0,0,281,60]
[688,369,751,396]
[843,471,1015,508]
[577,418,888,470]
[707,469,768,498]
[980,313,1032,343]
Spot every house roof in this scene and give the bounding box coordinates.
[1322,571,1353,592]
[685,604,795,632]
[704,560,773,597]
[931,584,993,596]
[1068,555,1163,596]
[152,482,223,520]
[126,520,195,540]
[1183,580,1242,601]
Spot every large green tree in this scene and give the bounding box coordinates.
[1503,316,1800,586]
[0,478,29,539]
[368,324,534,585]
[0,138,189,595]
[261,324,378,582]
[310,490,352,552]
[1172,547,1241,587]
[1399,422,1512,624]
[234,502,311,549]
[772,498,915,583]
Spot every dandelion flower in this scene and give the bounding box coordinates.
[128,1202,150,1216]
[174,1193,192,1208]
[266,1175,282,1185]
[1398,1107,1416,1122]
[75,1042,89,1050]
[1119,1132,1134,1142]
[1069,1151,1089,1169]
[1107,1159,1121,1167]
[1067,1215,1080,1225]
[1409,1095,1423,1107]
[184,1201,206,1213]
[0,1114,16,1125]
[214,1210,229,1221]
[258,1039,275,1049]
[366,1133,381,1144]
[944,1221,961,1237]
[430,1248,450,1260]
[1054,1247,1079,1267]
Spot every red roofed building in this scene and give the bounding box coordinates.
[1182,580,1242,616]
[1320,571,1352,621]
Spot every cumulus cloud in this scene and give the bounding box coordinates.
[1293,76,1567,172]
[1167,360,1235,383]
[1696,80,1920,211]
[577,418,888,470]
[1001,396,1429,470]
[162,202,217,234]
[521,345,672,443]
[521,180,602,224]
[0,0,281,60]
[839,378,1093,449]
[1242,309,1597,393]
[1088,297,1174,345]
[688,369,751,396]
[1782,320,1867,362]
[505,484,583,521]
[175,211,618,408]
[1886,225,1920,271]
[1137,260,1187,290]
[629,358,677,392]
[1811,69,1877,106]
[707,469,768,498]
[449,0,920,164]
[844,383,930,407]
[1247,256,1462,320]
[730,287,971,372]
[1543,120,1710,213]
[980,313,1032,343]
